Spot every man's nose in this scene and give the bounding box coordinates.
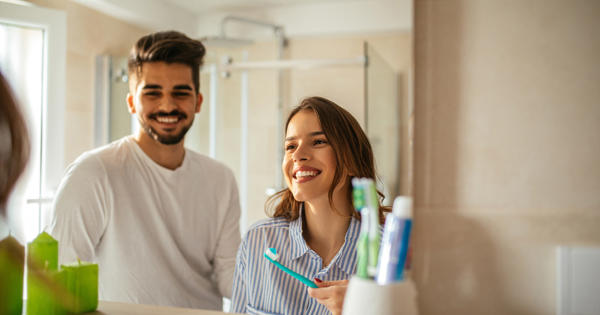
[158,95,178,111]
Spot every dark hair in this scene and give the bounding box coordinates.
[0,71,30,215]
[128,30,205,93]
[267,96,389,223]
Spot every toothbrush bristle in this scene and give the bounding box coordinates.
[265,248,279,261]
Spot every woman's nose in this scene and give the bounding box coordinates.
[292,143,309,161]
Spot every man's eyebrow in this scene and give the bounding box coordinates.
[285,131,324,141]
[141,84,193,91]
[142,84,162,90]
[173,85,193,91]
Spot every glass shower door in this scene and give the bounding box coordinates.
[187,47,281,232]
[365,42,401,205]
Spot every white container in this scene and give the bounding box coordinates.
[342,276,419,315]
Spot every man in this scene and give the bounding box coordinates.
[48,31,241,310]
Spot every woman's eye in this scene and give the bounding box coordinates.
[314,139,328,145]
[285,144,296,151]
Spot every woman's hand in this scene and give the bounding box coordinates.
[308,279,349,315]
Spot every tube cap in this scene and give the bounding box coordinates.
[392,196,413,218]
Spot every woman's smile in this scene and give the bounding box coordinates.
[293,166,322,183]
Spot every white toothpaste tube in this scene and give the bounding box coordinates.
[375,196,413,284]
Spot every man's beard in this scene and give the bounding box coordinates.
[140,111,192,145]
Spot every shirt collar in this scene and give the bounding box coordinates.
[288,203,361,276]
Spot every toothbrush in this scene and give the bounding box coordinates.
[352,178,370,278]
[363,178,381,278]
[263,248,318,288]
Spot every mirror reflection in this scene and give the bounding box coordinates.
[1,0,413,313]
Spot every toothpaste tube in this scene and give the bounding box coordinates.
[376,196,413,284]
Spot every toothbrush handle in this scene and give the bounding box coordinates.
[265,255,318,288]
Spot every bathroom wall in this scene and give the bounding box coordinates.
[412,0,600,314]
[26,0,150,167]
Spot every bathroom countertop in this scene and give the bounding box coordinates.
[89,301,239,315]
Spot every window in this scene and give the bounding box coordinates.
[0,1,66,242]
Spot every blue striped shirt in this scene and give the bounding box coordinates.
[231,209,361,315]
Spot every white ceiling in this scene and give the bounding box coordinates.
[71,0,412,37]
[163,0,352,14]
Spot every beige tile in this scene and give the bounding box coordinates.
[410,211,600,314]
[27,0,150,166]
[64,109,94,166]
[414,0,600,213]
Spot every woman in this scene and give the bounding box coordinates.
[0,71,30,315]
[0,70,30,215]
[231,96,388,315]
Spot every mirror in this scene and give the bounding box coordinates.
[3,0,413,239]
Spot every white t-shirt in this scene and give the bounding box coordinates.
[48,136,241,310]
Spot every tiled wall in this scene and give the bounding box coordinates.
[413,1,600,314]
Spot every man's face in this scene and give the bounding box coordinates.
[127,62,202,145]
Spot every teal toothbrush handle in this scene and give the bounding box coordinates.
[264,254,318,288]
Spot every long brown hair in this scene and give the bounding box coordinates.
[266,96,389,223]
[0,71,30,215]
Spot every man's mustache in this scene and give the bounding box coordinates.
[148,110,187,120]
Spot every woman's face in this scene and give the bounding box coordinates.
[283,110,339,203]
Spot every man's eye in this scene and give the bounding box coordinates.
[173,92,191,97]
[145,91,160,96]
[285,144,296,151]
